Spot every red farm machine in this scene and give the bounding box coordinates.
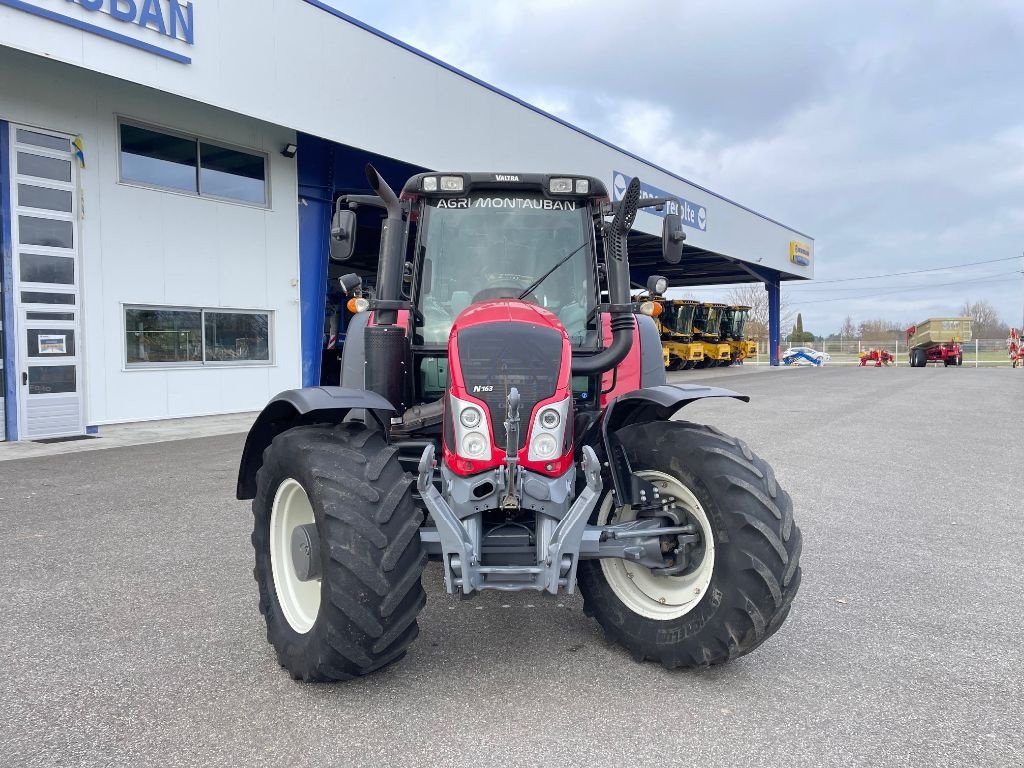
[906,317,971,367]
[235,169,802,681]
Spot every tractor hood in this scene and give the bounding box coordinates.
[444,299,574,477]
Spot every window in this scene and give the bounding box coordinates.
[125,308,202,365]
[125,306,272,367]
[204,312,271,362]
[120,123,198,194]
[118,120,268,206]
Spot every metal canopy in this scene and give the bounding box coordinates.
[626,232,809,288]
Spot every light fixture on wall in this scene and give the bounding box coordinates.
[281,143,298,158]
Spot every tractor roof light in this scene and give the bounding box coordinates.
[439,175,464,192]
[549,178,573,194]
[648,275,669,296]
[422,176,438,192]
[575,179,590,194]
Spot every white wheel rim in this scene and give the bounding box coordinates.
[598,470,716,620]
[270,478,321,634]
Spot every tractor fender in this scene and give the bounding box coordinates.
[588,384,749,506]
[636,314,668,388]
[236,387,395,500]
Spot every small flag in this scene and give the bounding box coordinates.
[72,136,86,169]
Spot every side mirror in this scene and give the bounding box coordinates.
[662,213,685,264]
[330,208,357,262]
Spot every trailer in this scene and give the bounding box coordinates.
[906,317,972,367]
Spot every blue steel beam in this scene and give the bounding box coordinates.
[766,275,781,367]
[296,133,334,388]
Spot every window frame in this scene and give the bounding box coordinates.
[122,304,275,370]
[116,117,271,208]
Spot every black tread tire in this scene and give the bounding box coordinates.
[251,423,426,681]
[578,420,802,668]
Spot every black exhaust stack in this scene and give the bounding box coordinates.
[363,164,411,411]
[571,176,641,376]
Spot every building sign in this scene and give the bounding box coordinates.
[0,0,195,63]
[789,240,811,267]
[612,171,707,231]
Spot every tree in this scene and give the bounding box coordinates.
[726,284,794,340]
[959,299,1008,338]
[858,318,903,341]
[787,329,816,343]
[795,313,804,336]
[839,315,856,339]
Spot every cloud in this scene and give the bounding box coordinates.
[331,0,1024,333]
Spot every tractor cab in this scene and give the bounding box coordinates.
[720,305,750,340]
[693,302,732,367]
[694,302,725,341]
[664,299,699,339]
[400,173,600,349]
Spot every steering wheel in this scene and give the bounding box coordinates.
[472,276,538,304]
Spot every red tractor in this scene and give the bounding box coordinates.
[236,169,802,681]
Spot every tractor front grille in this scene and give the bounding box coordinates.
[456,322,563,451]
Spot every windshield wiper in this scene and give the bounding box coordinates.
[518,242,588,300]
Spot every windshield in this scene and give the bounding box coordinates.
[669,303,696,335]
[706,307,721,331]
[721,308,737,337]
[415,194,594,345]
[734,311,747,338]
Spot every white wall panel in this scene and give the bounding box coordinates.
[0,47,301,426]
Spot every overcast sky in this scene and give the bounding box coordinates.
[330,0,1024,335]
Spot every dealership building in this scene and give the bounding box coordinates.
[0,0,813,442]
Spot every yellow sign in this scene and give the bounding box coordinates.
[789,240,811,267]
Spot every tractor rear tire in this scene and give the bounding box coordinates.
[251,423,426,681]
[578,420,801,668]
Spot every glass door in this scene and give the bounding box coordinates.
[9,125,84,439]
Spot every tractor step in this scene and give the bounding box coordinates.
[474,565,545,575]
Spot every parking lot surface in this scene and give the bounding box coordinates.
[2,366,1021,767]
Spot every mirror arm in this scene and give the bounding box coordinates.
[338,194,387,211]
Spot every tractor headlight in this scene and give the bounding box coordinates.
[528,397,571,463]
[460,407,482,428]
[462,432,488,457]
[531,433,558,459]
[539,408,560,429]
[449,393,492,462]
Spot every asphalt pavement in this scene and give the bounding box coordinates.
[1,366,1022,767]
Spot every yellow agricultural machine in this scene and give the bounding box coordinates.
[693,303,732,367]
[720,305,757,364]
[660,299,705,370]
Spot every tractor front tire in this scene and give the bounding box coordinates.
[578,420,801,668]
[251,423,426,681]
